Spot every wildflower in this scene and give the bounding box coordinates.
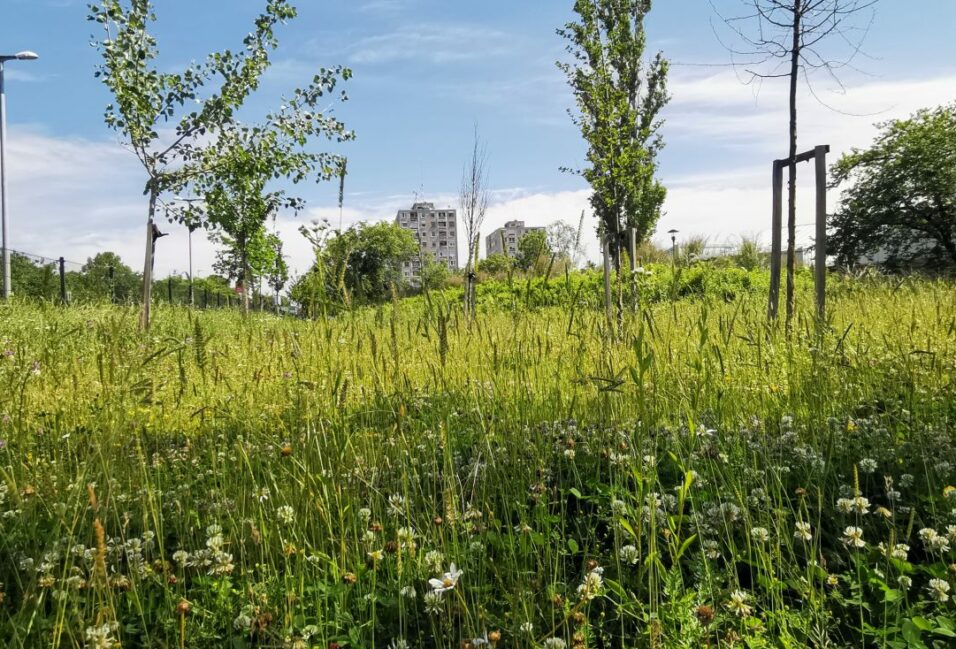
[875,506,892,519]
[424,550,444,573]
[944,486,956,500]
[919,528,951,553]
[858,458,878,474]
[879,543,910,560]
[750,527,770,543]
[794,522,813,542]
[543,639,567,649]
[399,585,416,599]
[577,566,604,600]
[842,526,866,549]
[519,622,534,634]
[618,544,639,565]
[428,563,462,594]
[276,505,295,525]
[85,622,119,648]
[389,640,410,649]
[423,591,443,614]
[367,550,384,563]
[928,578,951,602]
[563,449,576,460]
[358,507,372,522]
[695,604,715,626]
[725,590,752,617]
[702,539,720,560]
[611,499,627,517]
[898,575,913,590]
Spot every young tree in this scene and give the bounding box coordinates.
[830,103,956,271]
[517,229,552,273]
[558,0,670,268]
[713,0,877,324]
[89,0,349,328]
[459,128,490,319]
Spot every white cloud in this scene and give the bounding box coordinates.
[349,24,515,65]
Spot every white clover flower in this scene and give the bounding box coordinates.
[428,563,462,594]
[389,640,410,649]
[424,550,444,573]
[276,505,295,525]
[399,585,416,599]
[898,575,912,590]
[172,550,190,566]
[858,458,878,474]
[794,521,813,542]
[610,499,627,517]
[702,539,720,560]
[519,621,534,634]
[618,544,639,565]
[543,638,567,649]
[85,622,118,649]
[750,527,770,543]
[423,591,443,614]
[726,590,752,618]
[577,567,604,600]
[842,526,866,549]
[358,507,372,522]
[919,528,951,553]
[928,578,951,602]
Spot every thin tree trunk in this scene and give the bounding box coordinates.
[786,0,801,331]
[140,188,157,330]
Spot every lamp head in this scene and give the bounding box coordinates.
[15,51,39,61]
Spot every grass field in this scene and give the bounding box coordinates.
[1,277,955,648]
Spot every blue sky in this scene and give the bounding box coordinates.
[1,0,955,277]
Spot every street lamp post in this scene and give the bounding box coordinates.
[1,51,39,300]
[173,196,204,307]
[667,229,679,262]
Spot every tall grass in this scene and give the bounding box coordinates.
[0,277,954,647]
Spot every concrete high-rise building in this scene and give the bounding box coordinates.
[395,202,459,282]
[486,220,545,258]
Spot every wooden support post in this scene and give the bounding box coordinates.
[814,145,828,319]
[768,160,783,321]
[167,276,173,303]
[602,235,613,330]
[58,257,67,304]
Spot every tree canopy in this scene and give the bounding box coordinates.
[830,103,956,271]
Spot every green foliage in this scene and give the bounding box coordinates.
[291,220,418,311]
[830,102,956,272]
[516,229,551,272]
[419,256,450,292]
[558,0,669,265]
[0,278,954,647]
[476,253,516,276]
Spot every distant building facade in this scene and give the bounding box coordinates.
[395,202,459,282]
[486,220,545,258]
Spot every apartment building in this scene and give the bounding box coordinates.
[395,202,459,282]
[486,220,545,258]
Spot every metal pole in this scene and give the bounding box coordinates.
[58,256,67,304]
[814,145,828,319]
[602,234,612,330]
[769,160,784,320]
[1,62,10,299]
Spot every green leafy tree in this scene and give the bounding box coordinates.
[419,255,450,292]
[9,254,57,300]
[517,229,552,273]
[830,103,956,271]
[78,252,140,303]
[558,0,669,268]
[477,253,516,276]
[89,0,343,328]
[294,221,418,311]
